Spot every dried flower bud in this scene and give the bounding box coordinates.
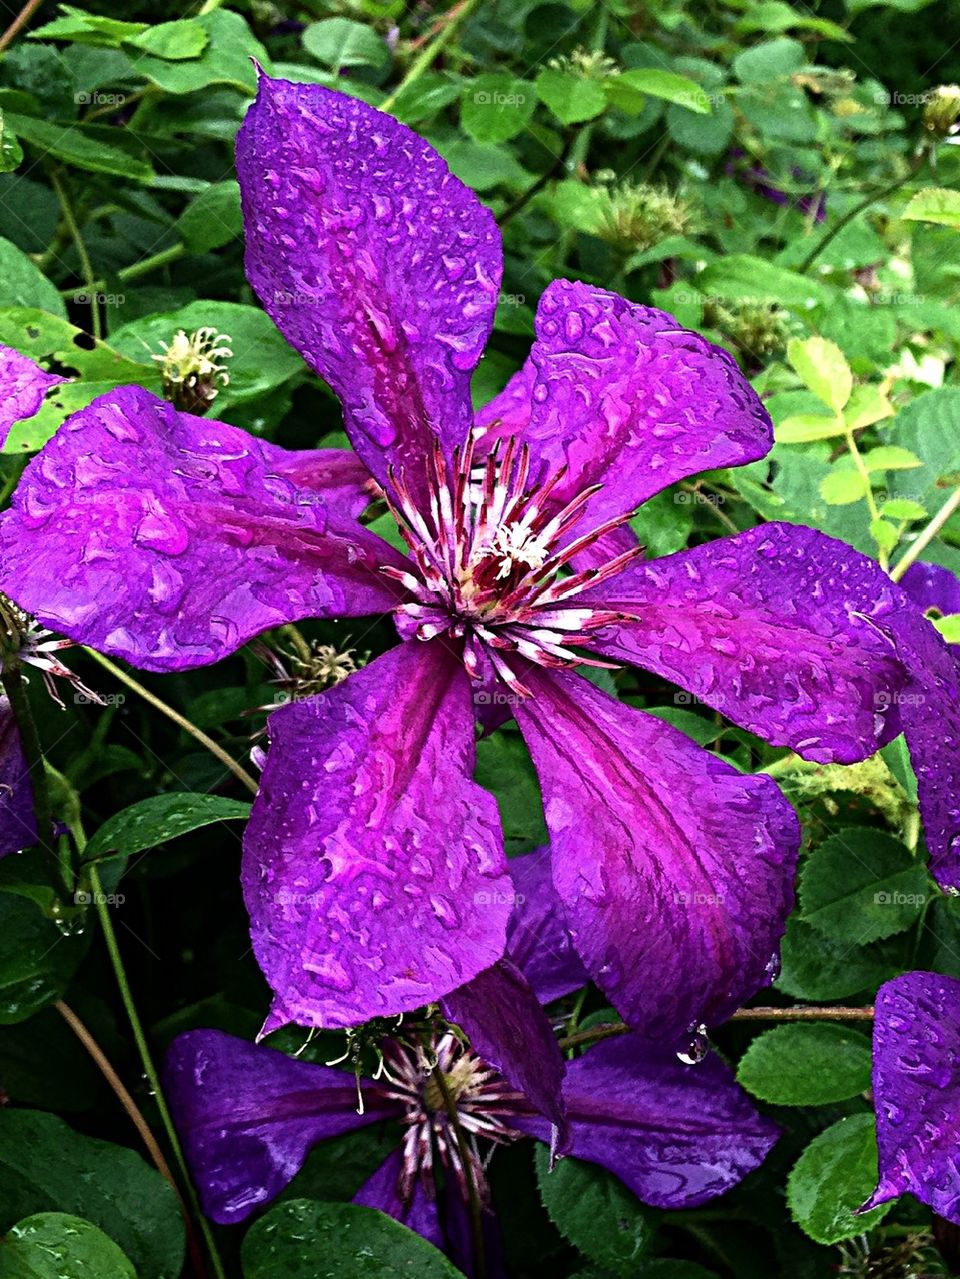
[924,84,960,137]
[152,326,233,413]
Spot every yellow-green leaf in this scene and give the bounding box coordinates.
[903,187,960,228]
[844,384,894,432]
[819,469,869,505]
[776,413,845,443]
[863,445,922,473]
[787,336,852,413]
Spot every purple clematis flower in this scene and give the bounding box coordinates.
[861,971,960,1224]
[164,1020,778,1273]
[0,343,64,449]
[0,695,36,857]
[0,77,948,1046]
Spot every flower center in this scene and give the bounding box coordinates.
[382,435,642,696]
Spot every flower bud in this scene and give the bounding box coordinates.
[923,84,960,137]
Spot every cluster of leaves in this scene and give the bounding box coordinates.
[0,0,959,1277]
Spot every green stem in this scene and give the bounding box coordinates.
[0,659,52,848]
[798,150,928,274]
[84,650,259,796]
[380,0,484,113]
[433,1065,487,1279]
[0,0,44,52]
[890,485,960,582]
[57,244,186,299]
[88,862,226,1279]
[50,170,102,340]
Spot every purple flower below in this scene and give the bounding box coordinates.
[165,1022,778,1272]
[0,75,950,1047]
[862,971,960,1224]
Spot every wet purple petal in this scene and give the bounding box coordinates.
[862,971,960,1223]
[0,695,36,856]
[581,522,909,763]
[165,1028,399,1225]
[243,641,512,1031]
[443,958,569,1148]
[505,848,586,1004]
[513,666,799,1041]
[0,344,64,448]
[473,279,772,534]
[513,1033,779,1208]
[237,75,502,497]
[901,561,960,618]
[274,446,379,519]
[354,1150,444,1249]
[0,386,405,672]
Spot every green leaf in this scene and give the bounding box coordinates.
[698,255,829,309]
[303,18,390,72]
[777,917,895,1000]
[870,517,900,552]
[0,1212,136,1279]
[390,74,461,124]
[732,37,805,84]
[126,19,208,60]
[3,113,154,182]
[84,793,251,862]
[136,10,268,95]
[934,613,960,642]
[614,68,712,114]
[0,240,65,317]
[818,469,869,505]
[0,309,160,452]
[29,7,145,47]
[111,300,304,409]
[862,445,923,472]
[0,1111,184,1279]
[775,413,845,443]
[799,829,928,943]
[903,187,960,228]
[0,893,87,1023]
[241,1199,461,1277]
[475,733,546,855]
[787,336,852,413]
[787,1115,890,1244]
[0,108,23,173]
[880,497,927,520]
[535,1147,655,1277]
[535,68,606,124]
[177,180,242,252]
[737,1023,872,1106]
[461,74,535,143]
[844,384,894,432]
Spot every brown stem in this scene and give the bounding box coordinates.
[54,999,209,1279]
[0,0,44,53]
[558,1005,875,1050]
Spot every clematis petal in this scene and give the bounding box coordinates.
[443,959,569,1147]
[0,696,36,856]
[513,1034,779,1209]
[354,1150,444,1250]
[0,386,405,672]
[243,640,512,1031]
[237,76,502,496]
[900,560,960,618]
[273,446,379,519]
[505,848,587,1004]
[861,971,960,1223]
[473,279,771,534]
[580,522,909,764]
[0,344,64,448]
[513,666,799,1041]
[165,1028,399,1225]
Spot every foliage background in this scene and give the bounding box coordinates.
[1,0,959,1275]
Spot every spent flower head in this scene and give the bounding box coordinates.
[152,326,233,413]
[546,46,619,79]
[595,178,693,251]
[923,83,960,137]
